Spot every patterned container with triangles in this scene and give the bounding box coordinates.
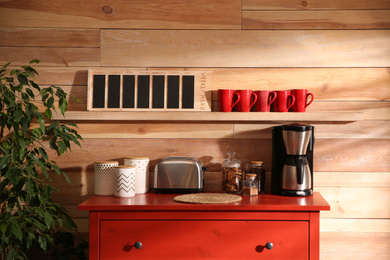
[124,157,150,194]
[94,161,119,196]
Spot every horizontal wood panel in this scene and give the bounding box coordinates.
[101,29,390,67]
[0,0,241,29]
[310,102,390,120]
[242,10,390,29]
[320,232,390,260]
[0,47,100,67]
[70,122,234,139]
[209,101,389,120]
[210,68,390,101]
[50,170,390,201]
[315,172,390,187]
[243,0,390,10]
[43,120,389,139]
[21,67,390,102]
[234,121,390,139]
[45,138,390,173]
[321,219,390,232]
[0,27,100,47]
[318,187,390,218]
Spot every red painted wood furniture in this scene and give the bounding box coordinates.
[78,192,330,260]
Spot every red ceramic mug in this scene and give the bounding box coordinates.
[292,89,314,112]
[218,89,240,112]
[236,90,258,112]
[255,90,277,112]
[274,90,295,112]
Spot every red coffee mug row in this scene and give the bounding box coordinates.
[218,89,314,112]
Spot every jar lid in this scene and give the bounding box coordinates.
[124,157,150,160]
[222,151,241,168]
[95,161,119,165]
[246,174,257,180]
[249,161,263,166]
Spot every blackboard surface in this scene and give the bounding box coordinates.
[137,75,150,108]
[167,76,180,108]
[152,75,165,108]
[182,75,195,109]
[123,75,135,108]
[92,75,105,108]
[108,75,120,108]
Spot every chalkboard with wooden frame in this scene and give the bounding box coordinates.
[87,69,212,111]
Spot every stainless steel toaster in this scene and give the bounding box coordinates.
[154,157,205,193]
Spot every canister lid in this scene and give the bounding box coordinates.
[222,151,241,168]
[94,161,119,165]
[124,157,150,160]
[248,161,263,166]
[282,123,313,132]
[115,165,135,168]
[246,174,257,180]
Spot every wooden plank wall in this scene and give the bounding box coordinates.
[1,0,390,259]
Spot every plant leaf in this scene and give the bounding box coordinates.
[17,74,28,85]
[0,154,11,169]
[10,223,23,241]
[44,211,54,228]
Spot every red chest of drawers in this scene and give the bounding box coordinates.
[78,192,330,260]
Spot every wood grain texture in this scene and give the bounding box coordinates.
[11,67,389,102]
[101,30,390,67]
[242,10,390,29]
[321,219,390,232]
[243,0,390,10]
[0,47,100,67]
[234,121,390,139]
[68,122,234,139]
[0,27,100,47]
[44,138,390,173]
[209,68,390,101]
[321,232,390,260]
[0,0,241,29]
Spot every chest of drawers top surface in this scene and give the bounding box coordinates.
[78,192,330,212]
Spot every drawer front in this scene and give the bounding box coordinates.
[100,220,308,260]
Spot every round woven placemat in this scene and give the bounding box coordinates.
[173,193,242,204]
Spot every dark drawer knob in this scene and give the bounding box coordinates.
[134,241,142,249]
[265,242,273,250]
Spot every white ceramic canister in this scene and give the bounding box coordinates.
[124,157,150,194]
[94,161,119,196]
[113,165,136,197]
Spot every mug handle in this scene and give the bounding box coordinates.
[250,93,258,108]
[286,95,295,110]
[305,93,314,108]
[268,91,277,105]
[231,92,241,109]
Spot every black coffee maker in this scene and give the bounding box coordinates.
[271,124,314,196]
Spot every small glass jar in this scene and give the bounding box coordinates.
[247,161,266,194]
[222,151,243,194]
[243,174,258,196]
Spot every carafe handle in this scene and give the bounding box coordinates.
[295,157,304,185]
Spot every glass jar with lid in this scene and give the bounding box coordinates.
[247,161,266,194]
[243,174,258,196]
[222,151,243,194]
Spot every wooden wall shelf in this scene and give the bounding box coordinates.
[52,111,364,122]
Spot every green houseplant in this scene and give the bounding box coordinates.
[0,60,86,259]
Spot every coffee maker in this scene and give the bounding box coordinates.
[271,124,314,196]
